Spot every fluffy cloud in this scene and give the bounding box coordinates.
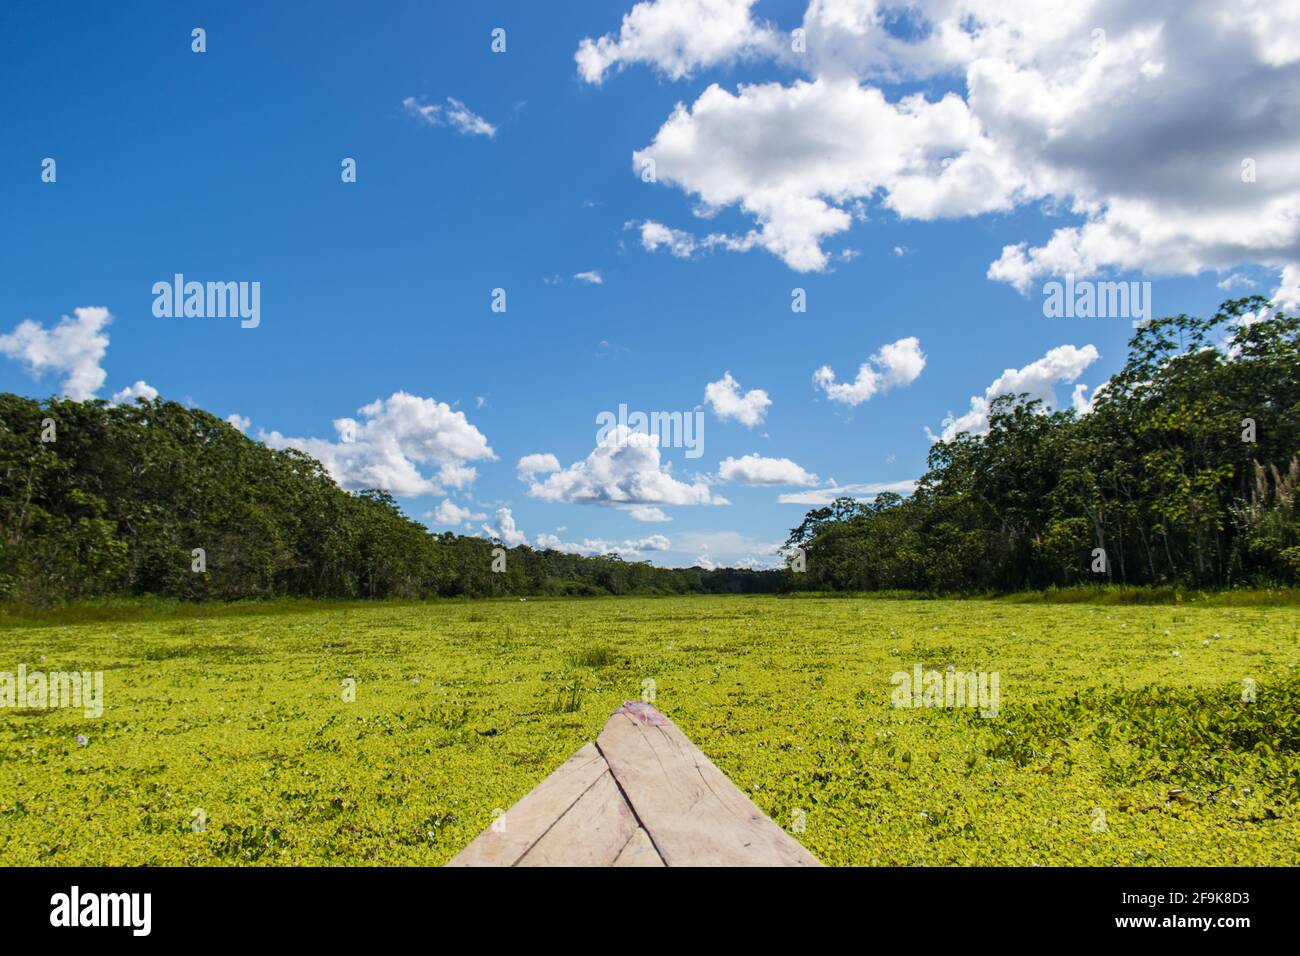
[481,507,672,558]
[1217,273,1257,291]
[0,306,111,400]
[427,499,487,527]
[226,413,252,433]
[627,505,671,522]
[517,453,562,480]
[482,507,528,547]
[640,220,698,258]
[109,380,158,405]
[777,479,916,505]
[535,531,671,558]
[1273,265,1300,314]
[813,336,925,405]
[928,344,1100,442]
[704,371,770,426]
[634,78,1019,271]
[719,453,818,485]
[437,463,478,489]
[525,426,727,507]
[402,96,496,137]
[261,391,495,497]
[576,0,778,84]
[574,270,604,285]
[637,219,758,260]
[606,0,1300,293]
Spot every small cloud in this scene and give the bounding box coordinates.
[1217,272,1257,291]
[719,454,818,486]
[426,499,487,527]
[626,505,671,522]
[0,306,111,400]
[778,480,916,506]
[574,270,603,285]
[814,337,926,407]
[109,380,158,406]
[481,507,527,547]
[402,96,496,138]
[227,413,251,433]
[927,344,1099,442]
[704,372,771,427]
[517,452,561,480]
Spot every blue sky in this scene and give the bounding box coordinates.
[2,0,1294,568]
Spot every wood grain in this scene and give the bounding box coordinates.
[612,827,665,867]
[596,710,821,867]
[446,742,609,866]
[516,770,640,866]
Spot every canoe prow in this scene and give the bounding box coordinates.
[447,702,822,867]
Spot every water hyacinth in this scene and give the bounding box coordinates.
[0,596,1292,866]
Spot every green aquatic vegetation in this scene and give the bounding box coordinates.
[0,595,1296,866]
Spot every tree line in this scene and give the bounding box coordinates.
[3,297,1294,604]
[0,394,778,604]
[783,298,1299,593]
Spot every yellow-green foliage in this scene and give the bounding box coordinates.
[1,596,1297,865]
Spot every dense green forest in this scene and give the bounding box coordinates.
[2,297,1294,604]
[0,394,778,603]
[784,298,1300,592]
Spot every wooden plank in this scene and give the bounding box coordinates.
[612,827,665,867]
[596,708,822,867]
[516,770,640,866]
[446,742,609,866]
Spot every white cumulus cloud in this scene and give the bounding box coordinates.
[928,344,1100,443]
[575,0,779,84]
[526,426,728,507]
[604,0,1300,294]
[704,371,771,426]
[261,391,495,498]
[427,499,487,527]
[535,531,672,558]
[719,453,818,485]
[813,336,925,405]
[517,453,562,480]
[109,380,158,406]
[0,306,112,400]
[482,507,528,547]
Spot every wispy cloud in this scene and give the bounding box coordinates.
[778,480,916,506]
[402,96,496,137]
